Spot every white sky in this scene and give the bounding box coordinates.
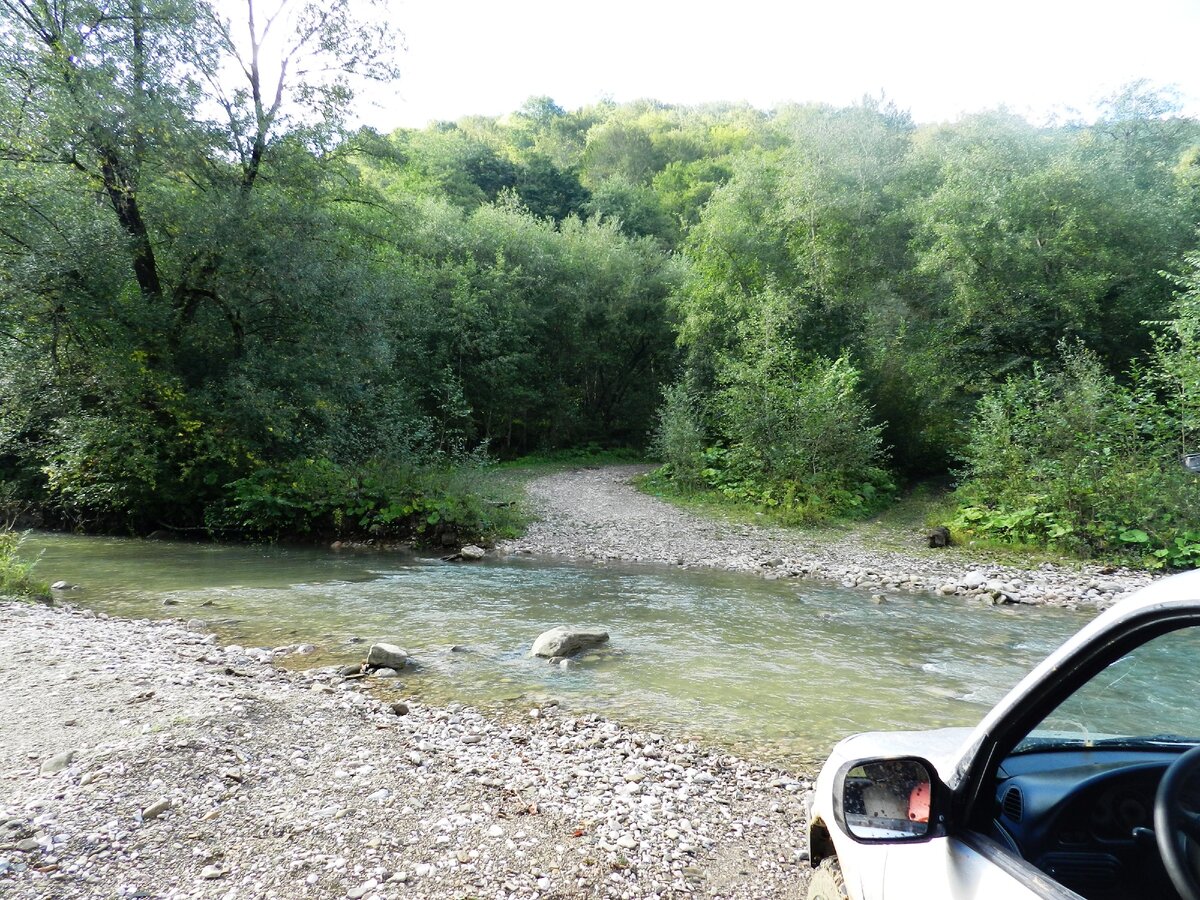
[359,0,1200,129]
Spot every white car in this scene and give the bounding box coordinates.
[805,569,1200,900]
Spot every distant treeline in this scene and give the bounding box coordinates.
[2,0,1200,560]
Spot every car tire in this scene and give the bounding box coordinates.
[806,858,850,900]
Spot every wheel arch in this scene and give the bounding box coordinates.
[808,815,837,867]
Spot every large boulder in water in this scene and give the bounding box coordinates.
[530,627,609,659]
[366,643,409,669]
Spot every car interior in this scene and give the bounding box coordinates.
[984,623,1200,900]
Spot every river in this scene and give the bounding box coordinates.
[21,532,1092,766]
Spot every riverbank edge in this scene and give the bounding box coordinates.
[0,598,815,899]
[497,465,1158,610]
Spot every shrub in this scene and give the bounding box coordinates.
[651,383,707,488]
[205,457,517,545]
[714,349,891,518]
[953,343,1200,566]
[0,529,48,600]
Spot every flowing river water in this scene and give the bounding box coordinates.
[22,533,1093,767]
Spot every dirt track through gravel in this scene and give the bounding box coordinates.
[499,465,1153,608]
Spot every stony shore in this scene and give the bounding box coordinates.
[0,465,1162,898]
[0,601,812,899]
[499,465,1156,610]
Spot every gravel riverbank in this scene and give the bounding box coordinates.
[0,465,1161,898]
[0,601,812,899]
[499,465,1155,609]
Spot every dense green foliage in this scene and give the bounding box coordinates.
[953,345,1200,567]
[0,529,47,599]
[0,0,678,540]
[3,1,1200,558]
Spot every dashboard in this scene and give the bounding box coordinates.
[993,749,1192,900]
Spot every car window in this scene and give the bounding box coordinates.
[1012,624,1200,753]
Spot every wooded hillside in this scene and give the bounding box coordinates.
[3,1,1200,562]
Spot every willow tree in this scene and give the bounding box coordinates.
[0,0,402,526]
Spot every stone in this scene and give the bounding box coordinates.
[336,663,362,676]
[39,751,75,776]
[200,865,228,880]
[530,626,610,659]
[366,643,409,670]
[459,545,486,561]
[926,526,952,548]
[372,667,400,679]
[49,581,73,591]
[141,799,171,822]
[389,702,409,716]
[960,570,988,589]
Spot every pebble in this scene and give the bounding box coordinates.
[39,750,76,776]
[140,799,171,822]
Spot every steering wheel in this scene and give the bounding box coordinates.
[1155,745,1200,900]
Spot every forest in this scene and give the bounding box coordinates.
[4,0,1200,565]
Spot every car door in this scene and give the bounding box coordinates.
[874,831,1084,899]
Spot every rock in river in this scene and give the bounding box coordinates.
[530,626,609,659]
[460,544,486,561]
[366,643,409,670]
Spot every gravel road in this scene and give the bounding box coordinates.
[499,465,1155,608]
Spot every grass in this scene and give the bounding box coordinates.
[0,528,50,600]
[491,446,647,474]
[637,469,1087,569]
[634,469,776,528]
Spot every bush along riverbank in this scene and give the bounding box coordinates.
[3,458,528,552]
[0,530,48,601]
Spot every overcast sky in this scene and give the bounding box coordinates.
[358,0,1200,129]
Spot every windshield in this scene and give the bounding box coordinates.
[1012,624,1200,754]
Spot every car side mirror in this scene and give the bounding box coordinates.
[833,756,945,843]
